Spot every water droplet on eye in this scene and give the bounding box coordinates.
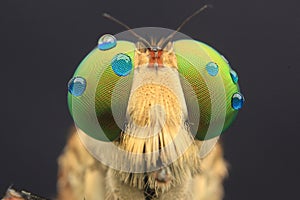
[206,62,219,76]
[111,53,132,76]
[231,92,245,110]
[98,34,117,50]
[221,55,229,64]
[230,69,239,84]
[68,77,86,96]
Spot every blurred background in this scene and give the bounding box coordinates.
[0,0,299,199]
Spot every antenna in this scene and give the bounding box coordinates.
[160,4,212,48]
[102,13,151,47]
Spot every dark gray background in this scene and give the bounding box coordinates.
[0,0,299,199]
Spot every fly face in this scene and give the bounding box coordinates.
[106,38,200,194]
[67,15,244,196]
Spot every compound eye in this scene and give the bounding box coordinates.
[174,40,245,141]
[68,38,135,142]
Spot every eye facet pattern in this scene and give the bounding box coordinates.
[68,76,87,97]
[98,34,117,51]
[111,53,133,76]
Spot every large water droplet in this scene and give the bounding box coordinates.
[206,62,219,76]
[98,34,117,50]
[230,69,239,84]
[68,77,86,96]
[231,92,245,110]
[111,53,132,76]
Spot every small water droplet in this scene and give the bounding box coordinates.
[68,77,86,96]
[206,62,219,76]
[231,92,245,110]
[98,34,117,50]
[230,69,239,84]
[111,53,132,76]
[221,55,229,64]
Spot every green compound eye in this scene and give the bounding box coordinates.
[68,40,135,142]
[174,39,244,140]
